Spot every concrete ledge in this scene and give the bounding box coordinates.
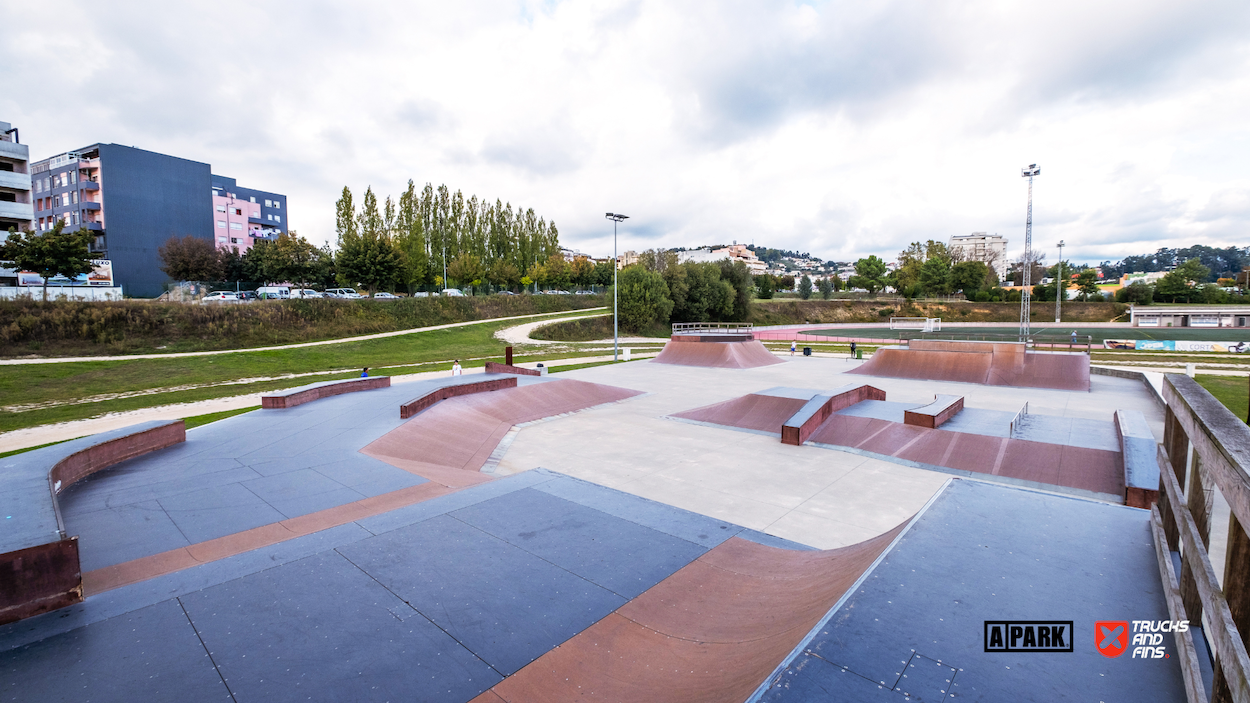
[261,376,390,409]
[0,420,185,624]
[1091,366,1165,409]
[782,383,886,446]
[401,377,518,418]
[670,334,755,343]
[904,395,965,429]
[1116,409,1159,509]
[485,362,541,377]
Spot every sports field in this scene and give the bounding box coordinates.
[805,325,1250,344]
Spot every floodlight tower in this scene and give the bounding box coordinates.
[1055,239,1065,323]
[606,213,629,361]
[1019,164,1041,341]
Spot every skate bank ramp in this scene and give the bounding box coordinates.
[652,336,784,369]
[849,340,1089,391]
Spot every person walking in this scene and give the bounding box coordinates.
[850,341,857,360]
[360,367,369,378]
[790,339,797,356]
[452,360,462,376]
[1071,330,1078,344]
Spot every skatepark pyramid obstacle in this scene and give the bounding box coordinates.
[653,323,784,369]
[849,339,1090,391]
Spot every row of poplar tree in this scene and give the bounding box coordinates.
[335,182,565,292]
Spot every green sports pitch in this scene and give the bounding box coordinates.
[803,325,1250,344]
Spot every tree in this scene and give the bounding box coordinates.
[1075,269,1099,301]
[1115,281,1154,305]
[919,257,952,296]
[1155,258,1211,303]
[798,274,813,300]
[158,234,222,283]
[487,259,521,289]
[270,232,327,291]
[716,259,754,321]
[817,277,833,299]
[616,265,673,332]
[950,261,989,298]
[447,253,485,292]
[756,273,776,299]
[592,261,615,286]
[778,275,795,291]
[569,256,595,289]
[638,248,679,273]
[3,222,95,300]
[848,255,887,294]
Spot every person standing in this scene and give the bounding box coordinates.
[360,367,369,378]
[452,360,462,376]
[1071,330,1078,344]
[850,342,857,360]
[790,339,797,356]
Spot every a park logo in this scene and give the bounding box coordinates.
[984,621,1073,652]
[1096,621,1129,658]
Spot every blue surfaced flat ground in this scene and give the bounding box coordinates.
[760,480,1192,702]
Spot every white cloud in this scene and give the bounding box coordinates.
[4,0,1249,267]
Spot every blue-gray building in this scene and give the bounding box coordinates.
[31,144,287,298]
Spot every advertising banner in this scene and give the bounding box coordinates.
[1103,340,1250,353]
[17,260,113,287]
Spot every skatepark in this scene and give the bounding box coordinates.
[0,327,1216,700]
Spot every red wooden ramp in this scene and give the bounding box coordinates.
[652,338,784,369]
[473,521,907,703]
[849,340,1089,391]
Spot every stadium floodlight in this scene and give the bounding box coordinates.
[606,213,629,361]
[1055,240,1065,323]
[1019,164,1040,341]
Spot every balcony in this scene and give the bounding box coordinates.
[0,171,31,191]
[0,201,33,221]
[80,180,99,191]
[80,201,101,211]
[0,140,28,160]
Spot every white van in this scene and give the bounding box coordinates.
[441,288,465,297]
[292,289,322,299]
[325,288,363,299]
[255,286,290,300]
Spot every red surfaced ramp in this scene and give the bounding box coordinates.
[672,393,809,433]
[849,340,1089,391]
[362,379,642,487]
[652,339,784,369]
[475,522,906,703]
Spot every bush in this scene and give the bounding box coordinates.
[616,266,673,333]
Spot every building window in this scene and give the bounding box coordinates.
[231,237,240,244]
[250,196,256,203]
[34,180,41,193]
[72,212,79,225]
[229,222,242,230]
[216,205,226,212]
[217,220,226,228]
[273,201,280,209]
[252,210,259,217]
[264,199,272,207]
[274,215,281,223]
[235,208,242,216]
[73,191,79,204]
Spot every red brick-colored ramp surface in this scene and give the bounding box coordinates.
[671,393,809,434]
[652,339,785,369]
[808,414,1123,496]
[472,522,907,703]
[849,342,1089,391]
[363,379,643,488]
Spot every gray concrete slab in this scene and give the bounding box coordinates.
[336,513,628,676]
[179,550,500,702]
[836,399,923,422]
[65,500,190,573]
[452,488,709,599]
[761,479,1185,701]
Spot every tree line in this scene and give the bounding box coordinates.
[614,250,753,331]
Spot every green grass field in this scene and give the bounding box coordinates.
[0,312,607,434]
[1195,375,1250,421]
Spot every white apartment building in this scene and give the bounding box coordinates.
[0,121,33,232]
[949,232,1008,279]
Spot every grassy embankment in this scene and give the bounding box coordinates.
[0,295,605,357]
[1195,375,1250,422]
[0,310,613,434]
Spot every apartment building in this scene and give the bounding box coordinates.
[949,232,1008,279]
[0,121,33,232]
[31,144,286,297]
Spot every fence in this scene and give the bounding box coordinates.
[1154,373,1250,702]
[672,322,755,335]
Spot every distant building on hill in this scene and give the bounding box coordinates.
[678,243,766,274]
[949,232,1008,280]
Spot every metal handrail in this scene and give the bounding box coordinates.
[672,322,754,334]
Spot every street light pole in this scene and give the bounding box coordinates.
[1019,164,1041,341]
[1055,239,1064,323]
[606,213,628,361]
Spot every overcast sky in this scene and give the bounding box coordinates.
[6,1,1250,266]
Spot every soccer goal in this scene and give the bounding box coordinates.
[890,317,942,332]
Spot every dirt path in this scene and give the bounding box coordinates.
[0,307,605,365]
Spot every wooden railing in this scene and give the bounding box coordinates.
[671,322,754,335]
[1155,373,1250,702]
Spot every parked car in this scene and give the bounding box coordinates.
[203,291,241,301]
[256,285,291,299]
[411,291,432,298]
[574,290,595,295]
[373,292,399,299]
[441,288,465,297]
[325,288,364,299]
[544,289,571,295]
[292,289,322,299]
[496,291,516,296]
[239,290,258,301]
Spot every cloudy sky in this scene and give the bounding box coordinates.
[5,0,1249,266]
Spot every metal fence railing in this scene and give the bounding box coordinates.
[671,322,755,335]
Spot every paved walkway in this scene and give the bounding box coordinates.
[0,308,605,365]
[493,313,660,346]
